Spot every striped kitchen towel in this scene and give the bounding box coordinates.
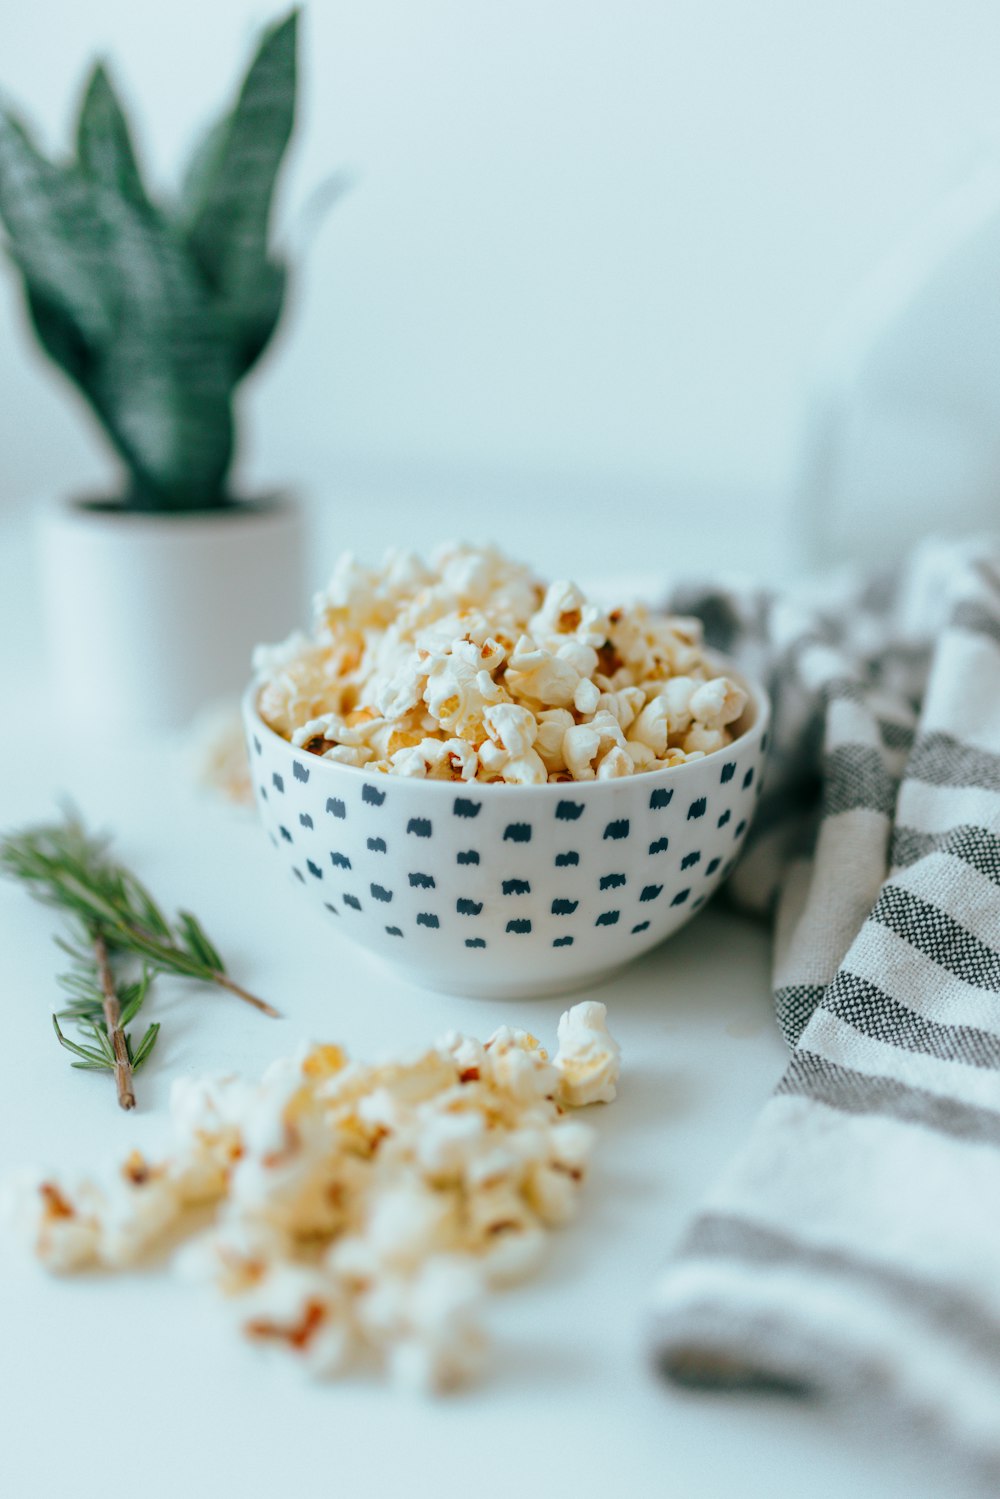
[649,538,1000,1471]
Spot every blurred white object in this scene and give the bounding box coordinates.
[39,498,304,734]
[799,157,1000,565]
[186,698,254,806]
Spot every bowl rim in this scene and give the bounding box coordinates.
[241,651,770,800]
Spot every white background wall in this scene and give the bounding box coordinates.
[4,1,1000,579]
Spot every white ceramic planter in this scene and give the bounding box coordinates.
[39,497,305,734]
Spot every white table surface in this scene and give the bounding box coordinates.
[0,517,983,1499]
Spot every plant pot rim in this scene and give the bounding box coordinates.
[43,491,299,530]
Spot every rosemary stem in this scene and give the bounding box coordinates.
[94,933,136,1110]
[111,920,279,1018]
[210,971,281,1018]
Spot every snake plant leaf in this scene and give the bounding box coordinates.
[183,9,297,313]
[75,62,148,208]
[231,257,286,377]
[179,118,289,378]
[176,114,229,233]
[24,284,93,391]
[0,11,313,511]
[86,191,235,509]
[0,108,115,349]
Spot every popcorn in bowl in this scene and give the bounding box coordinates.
[254,543,748,784]
[8,1003,621,1393]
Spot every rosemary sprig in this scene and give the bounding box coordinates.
[0,809,279,1110]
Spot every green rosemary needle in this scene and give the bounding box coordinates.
[0,809,279,1110]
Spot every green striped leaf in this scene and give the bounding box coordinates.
[182,10,297,375]
[75,63,148,207]
[86,189,235,508]
[0,109,114,348]
[0,11,305,509]
[24,286,94,391]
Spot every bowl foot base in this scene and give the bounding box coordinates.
[372,956,639,1001]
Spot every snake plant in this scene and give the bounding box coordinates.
[0,10,300,511]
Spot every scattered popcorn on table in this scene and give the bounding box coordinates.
[8,1003,621,1393]
[553,1001,623,1107]
[254,543,747,783]
[186,699,254,807]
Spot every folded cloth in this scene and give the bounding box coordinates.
[649,538,1000,1473]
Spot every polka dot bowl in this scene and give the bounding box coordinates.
[242,668,770,999]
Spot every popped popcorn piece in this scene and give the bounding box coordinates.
[553,1001,622,1107]
[8,1156,185,1273]
[535,708,575,772]
[526,1162,580,1226]
[414,1110,488,1179]
[597,745,632,779]
[558,640,601,679]
[483,703,537,757]
[660,676,698,737]
[291,712,370,749]
[596,685,646,732]
[321,744,374,768]
[682,724,729,755]
[528,579,600,644]
[240,1263,358,1378]
[7,1176,105,1273]
[321,552,379,620]
[624,738,658,772]
[390,737,479,781]
[99,1152,186,1265]
[477,740,510,778]
[688,675,748,730]
[573,677,601,716]
[505,637,580,708]
[500,749,548,785]
[365,1257,487,1393]
[364,1180,459,1269]
[187,700,254,806]
[255,544,749,782]
[483,1024,559,1104]
[9,1003,621,1393]
[423,645,503,738]
[629,694,670,757]
[256,637,363,738]
[479,1223,549,1285]
[562,723,602,781]
[374,658,427,721]
[436,1030,487,1078]
[251,630,314,679]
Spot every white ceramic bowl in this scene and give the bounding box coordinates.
[242,668,769,999]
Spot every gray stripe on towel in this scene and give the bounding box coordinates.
[777,1050,1000,1145]
[891,823,1000,886]
[906,732,1000,793]
[823,744,899,819]
[870,884,1000,993]
[673,1212,1000,1365]
[820,969,1000,1070]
